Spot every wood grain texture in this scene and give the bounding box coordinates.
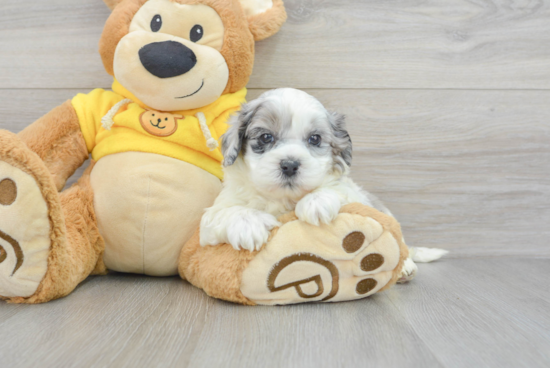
[1,259,549,368]
[248,88,550,257]
[2,0,550,89]
[386,258,550,368]
[1,0,549,366]
[3,88,549,257]
[186,293,442,368]
[0,276,214,367]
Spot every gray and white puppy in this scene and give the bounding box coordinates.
[200,88,446,281]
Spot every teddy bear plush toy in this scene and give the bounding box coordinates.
[0,0,408,305]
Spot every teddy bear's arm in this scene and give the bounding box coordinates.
[17,101,88,191]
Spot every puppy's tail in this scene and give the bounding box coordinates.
[408,247,449,263]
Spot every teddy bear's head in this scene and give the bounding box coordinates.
[100,0,286,111]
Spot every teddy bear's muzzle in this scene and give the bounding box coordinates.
[139,40,197,79]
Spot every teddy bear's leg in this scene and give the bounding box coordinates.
[0,131,104,303]
[179,203,408,305]
[179,230,258,305]
[17,100,89,191]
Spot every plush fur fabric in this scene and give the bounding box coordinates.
[0,131,62,302]
[17,101,88,191]
[103,0,124,10]
[99,0,148,76]
[179,202,408,305]
[337,203,409,291]
[179,228,258,305]
[1,0,288,304]
[99,0,286,93]
[1,0,411,306]
[18,162,107,304]
[247,0,287,41]
[0,133,105,303]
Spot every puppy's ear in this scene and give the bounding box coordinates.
[222,100,262,166]
[239,0,287,41]
[103,0,124,10]
[328,111,353,171]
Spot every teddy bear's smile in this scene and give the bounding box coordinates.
[175,79,204,99]
[149,119,166,129]
[112,0,230,112]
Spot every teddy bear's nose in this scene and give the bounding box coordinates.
[139,41,197,79]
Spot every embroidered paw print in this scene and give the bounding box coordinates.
[0,178,24,276]
[240,212,404,305]
[0,159,51,298]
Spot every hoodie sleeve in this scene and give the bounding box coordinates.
[71,89,124,153]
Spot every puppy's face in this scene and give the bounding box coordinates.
[222,89,352,199]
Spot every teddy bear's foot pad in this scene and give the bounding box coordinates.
[240,212,404,305]
[0,134,51,298]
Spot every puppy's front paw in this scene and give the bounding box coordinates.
[227,211,280,252]
[296,191,341,226]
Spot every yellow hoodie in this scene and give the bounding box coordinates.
[71,80,246,180]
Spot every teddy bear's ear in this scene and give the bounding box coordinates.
[103,0,124,11]
[239,0,287,41]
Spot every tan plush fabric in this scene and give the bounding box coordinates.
[179,228,258,305]
[2,0,290,304]
[17,101,88,191]
[247,0,287,41]
[340,203,409,291]
[91,152,222,276]
[103,0,124,10]
[99,0,148,76]
[99,0,286,93]
[22,162,106,304]
[239,0,273,16]
[0,161,50,297]
[179,203,408,305]
[0,132,105,304]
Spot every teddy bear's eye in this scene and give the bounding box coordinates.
[151,15,162,32]
[190,25,203,42]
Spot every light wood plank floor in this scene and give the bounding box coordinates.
[1,259,549,368]
[1,0,549,367]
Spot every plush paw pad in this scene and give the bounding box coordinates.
[0,161,51,298]
[240,211,404,305]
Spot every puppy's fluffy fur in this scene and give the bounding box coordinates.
[201,88,446,280]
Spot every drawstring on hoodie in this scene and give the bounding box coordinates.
[101,99,132,130]
[196,112,219,151]
[100,99,218,151]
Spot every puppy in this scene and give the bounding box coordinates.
[200,88,446,281]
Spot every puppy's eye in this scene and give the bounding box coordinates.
[190,25,204,42]
[308,134,322,146]
[260,134,274,144]
[151,15,162,32]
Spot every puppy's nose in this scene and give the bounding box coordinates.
[280,160,301,177]
[139,41,197,78]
